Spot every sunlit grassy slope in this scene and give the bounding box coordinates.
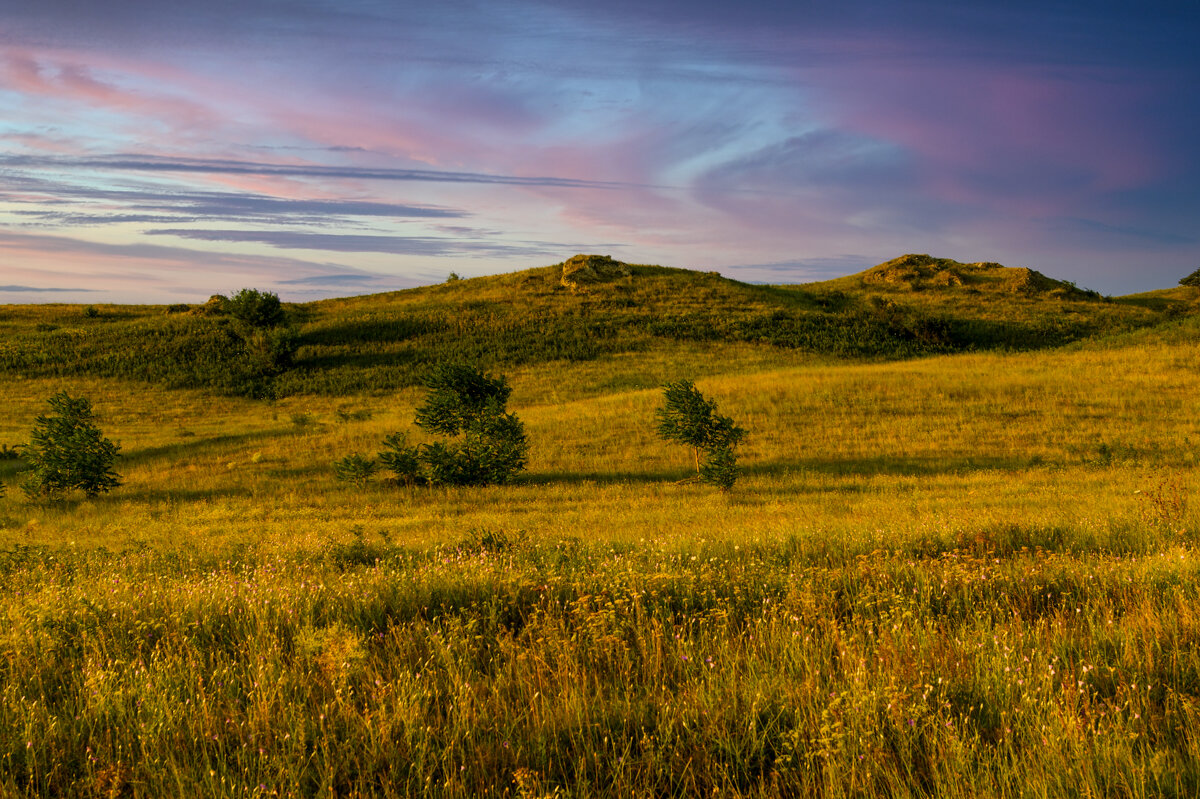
[1,260,1199,796]
[2,254,1194,398]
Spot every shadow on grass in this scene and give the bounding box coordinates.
[521,470,675,487]
[18,485,253,513]
[119,429,292,466]
[115,486,255,505]
[761,453,1037,478]
[524,453,1042,490]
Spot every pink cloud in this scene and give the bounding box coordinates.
[0,48,220,134]
[812,61,1164,214]
[0,230,392,301]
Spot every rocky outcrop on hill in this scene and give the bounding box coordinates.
[861,254,1094,298]
[560,254,631,292]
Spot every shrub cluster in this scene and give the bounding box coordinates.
[227,288,286,328]
[338,364,530,488]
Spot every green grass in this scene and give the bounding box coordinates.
[1,267,1199,796]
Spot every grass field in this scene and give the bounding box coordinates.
[1,266,1199,796]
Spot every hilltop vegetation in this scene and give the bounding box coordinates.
[1,254,1193,398]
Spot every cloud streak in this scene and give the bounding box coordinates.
[0,284,96,292]
[146,228,572,257]
[0,154,647,191]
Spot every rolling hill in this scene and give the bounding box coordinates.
[0,253,1194,398]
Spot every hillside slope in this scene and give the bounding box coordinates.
[0,254,1193,397]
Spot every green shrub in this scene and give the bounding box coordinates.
[372,364,529,487]
[21,392,122,499]
[1180,268,1200,288]
[378,433,422,486]
[413,364,528,486]
[228,288,285,328]
[333,453,377,486]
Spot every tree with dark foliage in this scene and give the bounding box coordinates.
[22,392,121,499]
[411,364,529,486]
[656,380,745,490]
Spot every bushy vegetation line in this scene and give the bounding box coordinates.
[3,261,1188,398]
[0,313,295,398]
[1,534,1199,797]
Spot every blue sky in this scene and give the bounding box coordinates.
[1,0,1197,302]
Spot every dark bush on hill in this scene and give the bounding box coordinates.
[228,288,286,328]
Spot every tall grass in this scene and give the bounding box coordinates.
[2,536,1199,796]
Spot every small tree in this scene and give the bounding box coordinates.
[412,364,528,486]
[656,380,745,489]
[334,453,378,486]
[21,392,121,499]
[1180,268,1200,288]
[357,365,529,489]
[378,433,422,486]
[228,288,285,328]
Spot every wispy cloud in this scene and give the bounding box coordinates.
[146,227,588,258]
[0,230,414,301]
[0,284,96,292]
[719,255,880,283]
[9,193,467,227]
[0,154,645,191]
[278,274,393,286]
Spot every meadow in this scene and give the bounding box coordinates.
[1,260,1199,797]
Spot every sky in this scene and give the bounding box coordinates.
[0,0,1197,303]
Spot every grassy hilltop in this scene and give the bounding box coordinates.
[1,255,1200,796]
